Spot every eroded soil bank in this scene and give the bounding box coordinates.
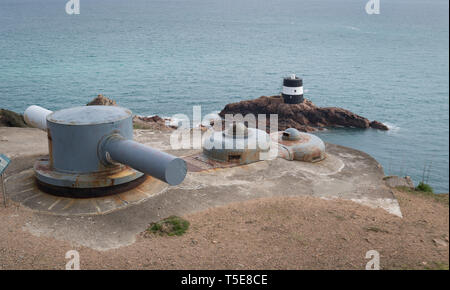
[0,188,447,270]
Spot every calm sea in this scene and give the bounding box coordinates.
[0,0,448,192]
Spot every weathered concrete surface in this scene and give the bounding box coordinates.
[0,127,401,251]
[0,128,47,157]
[0,127,48,176]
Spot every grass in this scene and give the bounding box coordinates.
[133,123,147,129]
[424,262,449,270]
[396,186,448,206]
[393,262,449,270]
[364,226,390,233]
[334,215,345,221]
[147,216,190,236]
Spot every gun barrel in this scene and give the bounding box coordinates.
[102,135,187,186]
[24,105,52,130]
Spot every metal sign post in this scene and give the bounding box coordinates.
[0,154,11,207]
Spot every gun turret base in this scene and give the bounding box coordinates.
[34,156,145,198]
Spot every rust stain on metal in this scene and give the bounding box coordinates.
[35,174,148,198]
[108,167,136,179]
[47,129,53,167]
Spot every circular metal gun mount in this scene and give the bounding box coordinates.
[25,105,187,198]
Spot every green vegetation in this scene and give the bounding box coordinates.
[424,262,449,270]
[396,186,448,206]
[0,109,28,127]
[364,226,389,233]
[147,216,190,236]
[133,123,146,129]
[416,182,433,193]
[334,215,345,221]
[393,262,449,270]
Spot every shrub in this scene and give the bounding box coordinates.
[416,182,434,193]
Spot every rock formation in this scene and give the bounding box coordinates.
[0,109,28,128]
[384,176,415,189]
[86,95,173,131]
[370,120,389,130]
[86,94,117,106]
[133,115,174,131]
[219,95,389,132]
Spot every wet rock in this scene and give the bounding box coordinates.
[219,95,389,132]
[370,120,389,130]
[86,94,117,106]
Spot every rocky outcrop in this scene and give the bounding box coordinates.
[133,115,175,131]
[384,176,415,189]
[0,109,28,128]
[86,95,174,131]
[219,95,389,132]
[370,120,389,130]
[87,94,117,106]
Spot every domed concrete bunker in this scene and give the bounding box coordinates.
[274,128,326,162]
[183,123,327,172]
[202,124,326,165]
[202,123,271,165]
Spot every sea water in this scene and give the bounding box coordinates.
[0,0,448,192]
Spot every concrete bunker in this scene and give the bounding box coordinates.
[201,123,326,166]
[202,122,271,165]
[274,128,326,163]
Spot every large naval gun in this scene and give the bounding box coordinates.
[23,105,187,197]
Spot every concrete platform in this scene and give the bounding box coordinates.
[0,127,402,250]
[5,170,168,215]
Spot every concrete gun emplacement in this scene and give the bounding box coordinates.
[24,105,187,197]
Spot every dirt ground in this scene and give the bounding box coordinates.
[0,188,448,270]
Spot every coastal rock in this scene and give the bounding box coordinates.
[370,120,389,130]
[87,94,117,106]
[0,109,28,128]
[219,96,389,132]
[384,176,415,189]
[133,115,174,131]
[86,94,174,131]
[86,94,173,131]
